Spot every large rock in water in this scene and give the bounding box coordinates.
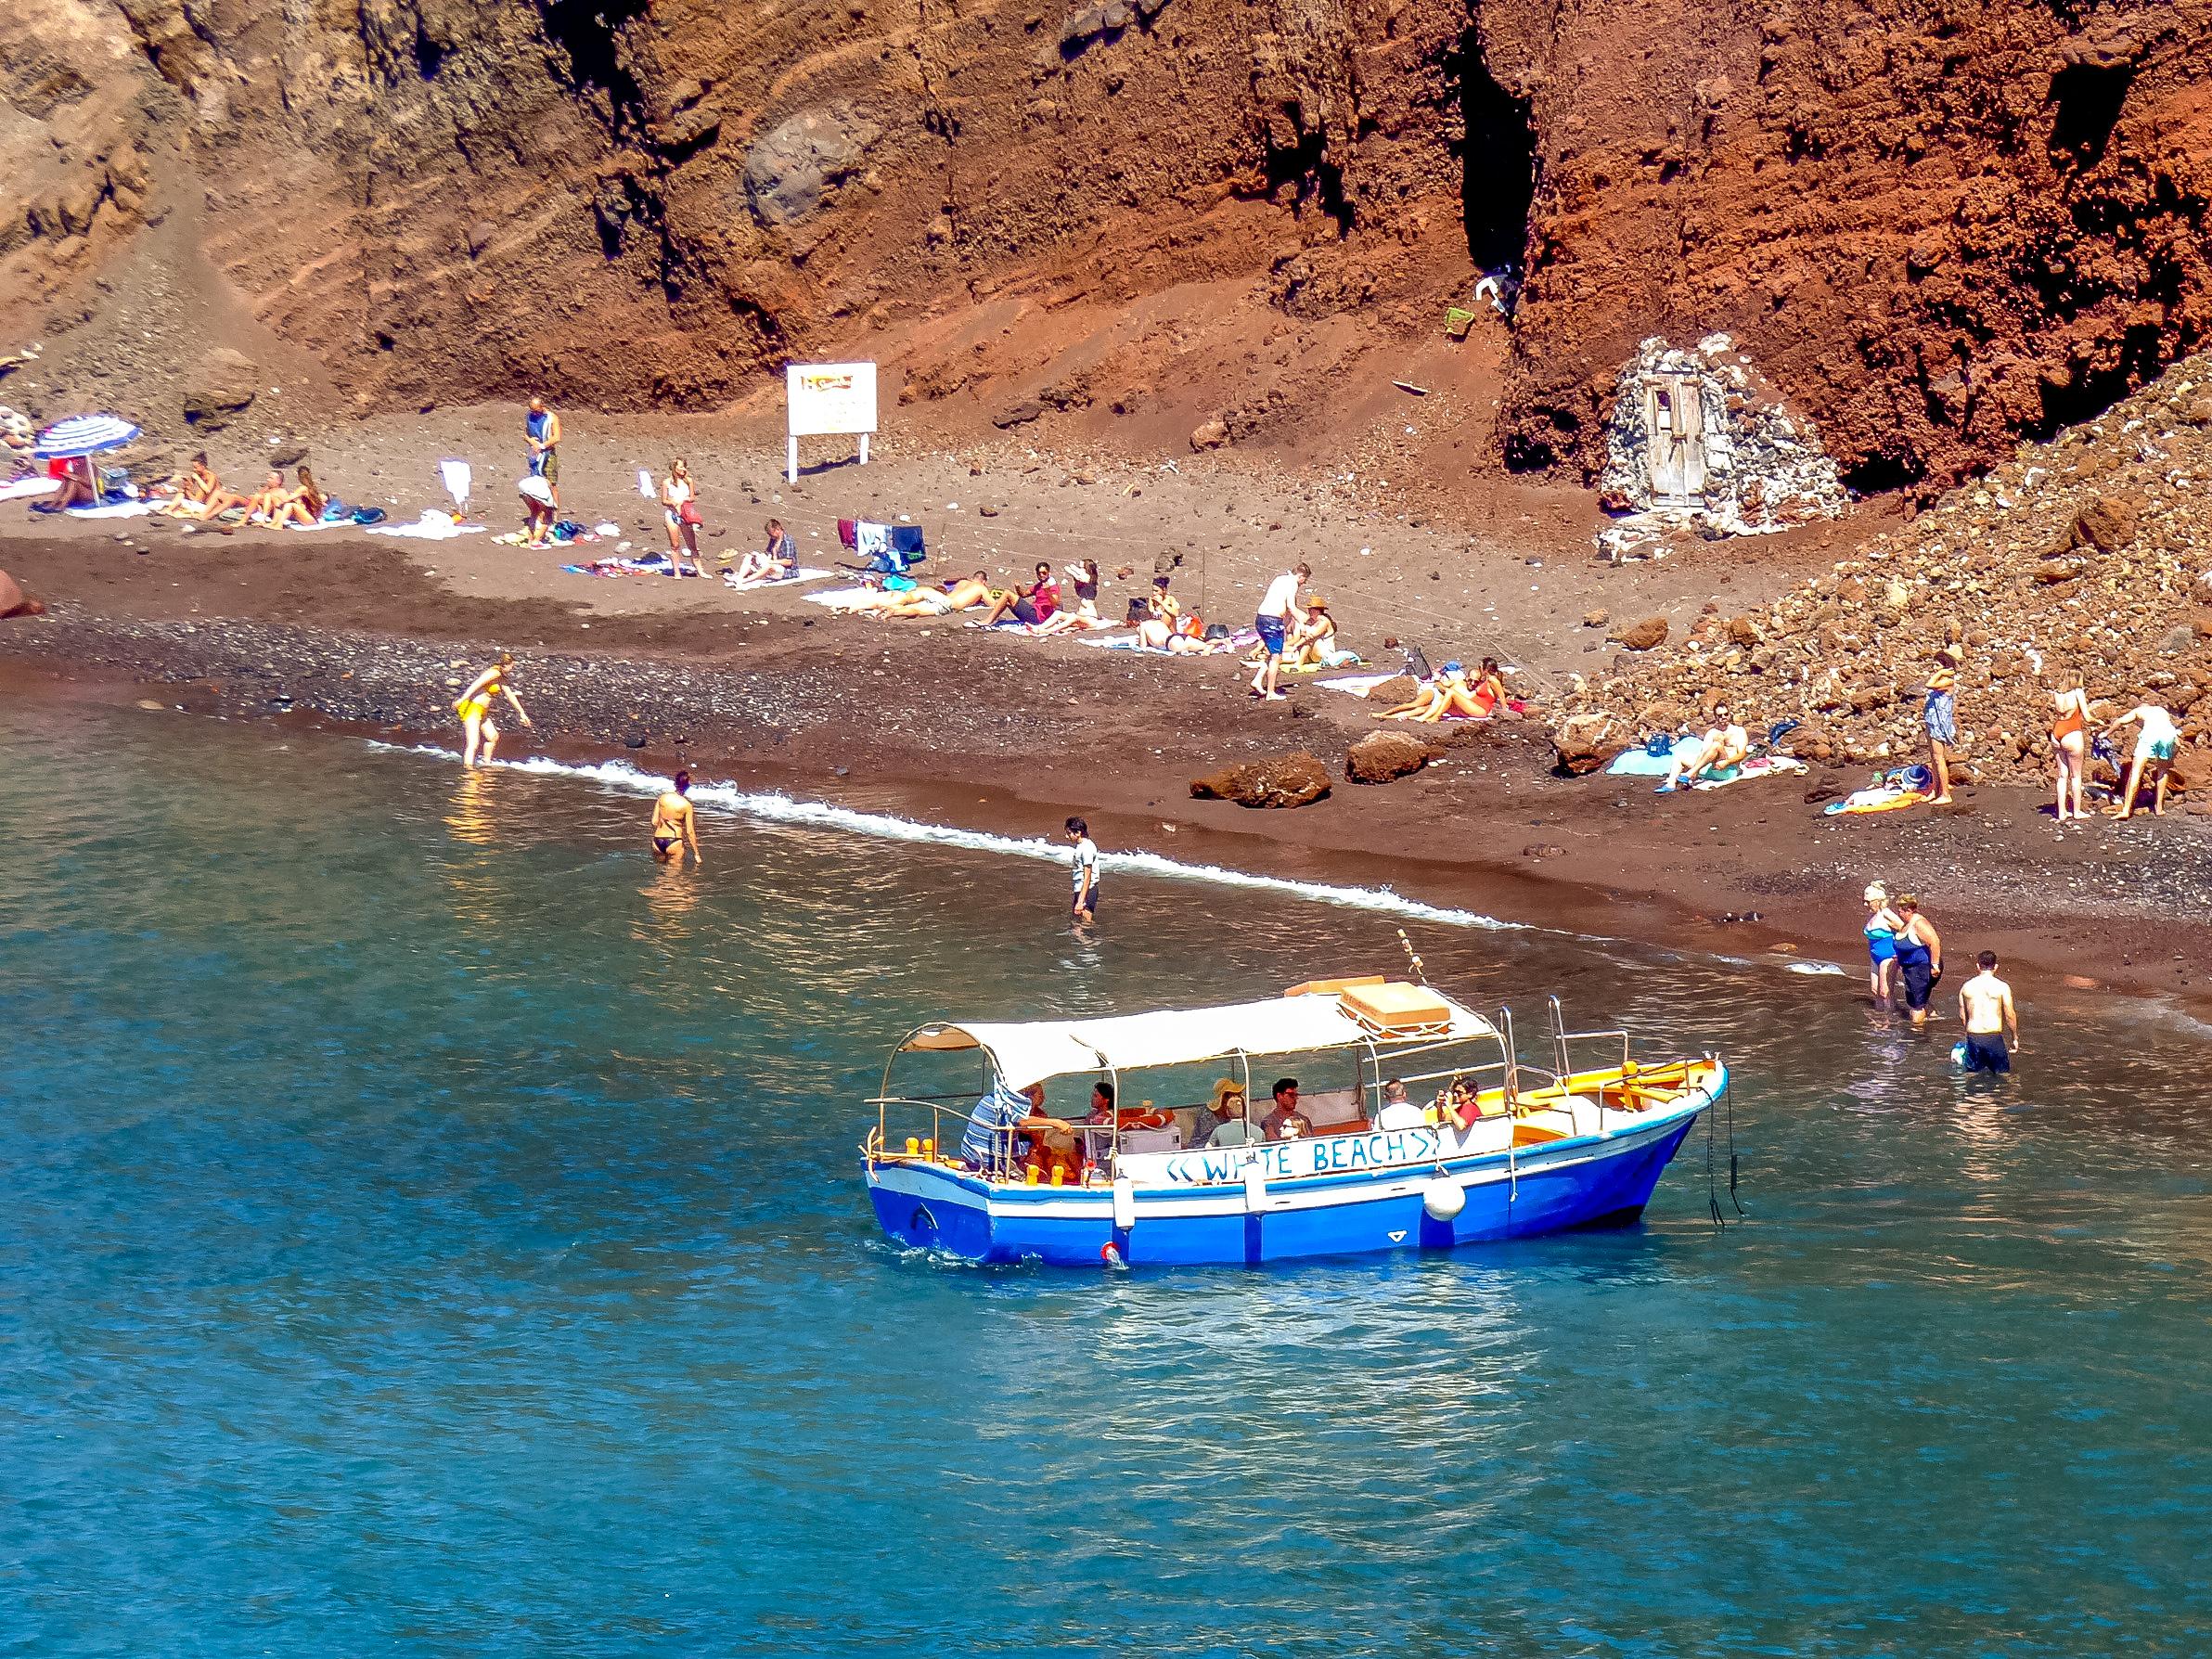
[742,108,879,226]
[1190,752,1331,808]
[1344,731,1434,785]
[184,348,258,429]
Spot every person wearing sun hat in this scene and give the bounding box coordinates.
[1283,593,1338,668]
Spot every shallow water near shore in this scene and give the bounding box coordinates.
[5,700,2211,1655]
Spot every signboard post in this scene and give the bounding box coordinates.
[785,361,878,483]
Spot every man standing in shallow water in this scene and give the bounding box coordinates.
[1067,817,1099,923]
[1958,951,2020,1074]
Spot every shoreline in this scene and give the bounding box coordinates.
[6,600,2208,1026]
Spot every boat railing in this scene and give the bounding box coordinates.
[868,1093,999,1178]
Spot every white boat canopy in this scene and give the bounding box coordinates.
[901,987,1499,1092]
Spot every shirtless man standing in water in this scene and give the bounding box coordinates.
[651,770,702,865]
[1957,951,2020,1074]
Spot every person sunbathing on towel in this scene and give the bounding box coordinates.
[266,465,328,529]
[1382,662,1478,721]
[869,573,996,619]
[1659,713,1751,792]
[1281,596,1338,668]
[1135,592,1213,652]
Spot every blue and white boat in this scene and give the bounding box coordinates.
[862,975,1726,1267]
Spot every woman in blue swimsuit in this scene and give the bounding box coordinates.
[1862,881,1903,1005]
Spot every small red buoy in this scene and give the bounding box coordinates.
[1100,1242,1122,1266]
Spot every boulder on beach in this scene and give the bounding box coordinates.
[1344,730,1435,785]
[1612,615,1668,651]
[1362,674,1417,704]
[1550,713,1620,776]
[1190,752,1331,808]
[0,568,46,619]
[184,347,259,428]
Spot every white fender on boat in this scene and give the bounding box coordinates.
[1242,1161,1268,1215]
[1112,1176,1137,1231]
[1422,1176,1466,1222]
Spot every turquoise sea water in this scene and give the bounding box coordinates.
[3,698,2210,1655]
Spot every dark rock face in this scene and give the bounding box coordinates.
[1344,730,1434,784]
[9,0,2212,495]
[1190,751,1331,807]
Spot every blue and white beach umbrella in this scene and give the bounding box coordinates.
[32,415,140,459]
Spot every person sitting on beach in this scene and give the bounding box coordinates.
[518,474,557,547]
[1025,561,1105,637]
[1469,658,1516,717]
[728,518,797,585]
[650,768,702,866]
[39,455,99,511]
[166,452,249,520]
[1658,711,1750,792]
[239,469,292,522]
[1280,595,1339,669]
[977,571,1061,628]
[266,465,328,529]
[453,650,532,767]
[2103,701,2180,819]
[1383,662,1483,722]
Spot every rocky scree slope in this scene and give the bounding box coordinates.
[1560,354,2212,796]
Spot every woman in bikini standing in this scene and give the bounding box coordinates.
[650,769,702,865]
[2051,674,2091,822]
[454,651,532,767]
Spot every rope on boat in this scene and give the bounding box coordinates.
[1704,1087,1726,1230]
[1723,1052,1745,1217]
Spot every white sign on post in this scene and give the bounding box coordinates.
[785,361,878,482]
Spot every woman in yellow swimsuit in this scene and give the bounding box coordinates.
[455,652,532,766]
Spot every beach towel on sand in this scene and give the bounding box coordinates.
[367,510,487,541]
[723,566,832,592]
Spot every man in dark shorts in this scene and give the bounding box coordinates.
[1250,559,1311,702]
[1067,817,1099,922]
[1957,951,2019,1074]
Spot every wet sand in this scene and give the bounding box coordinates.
[4,516,2206,1022]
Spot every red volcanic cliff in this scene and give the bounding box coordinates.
[3,0,2208,492]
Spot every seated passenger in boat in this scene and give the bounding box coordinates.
[1429,1075,1479,1129]
[958,1080,1073,1174]
[1190,1078,1256,1148]
[1261,1078,1310,1140]
[1375,1077,1427,1131]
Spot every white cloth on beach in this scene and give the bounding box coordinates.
[65,500,154,519]
[367,509,488,541]
[439,459,471,509]
[724,567,832,593]
[1318,673,1400,698]
[1,476,62,504]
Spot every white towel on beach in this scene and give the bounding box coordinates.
[1318,673,1399,697]
[367,509,487,541]
[0,476,62,504]
[65,500,154,519]
[725,567,833,593]
[439,459,471,510]
[804,585,887,609]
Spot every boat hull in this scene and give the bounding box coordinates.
[865,1079,1716,1267]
